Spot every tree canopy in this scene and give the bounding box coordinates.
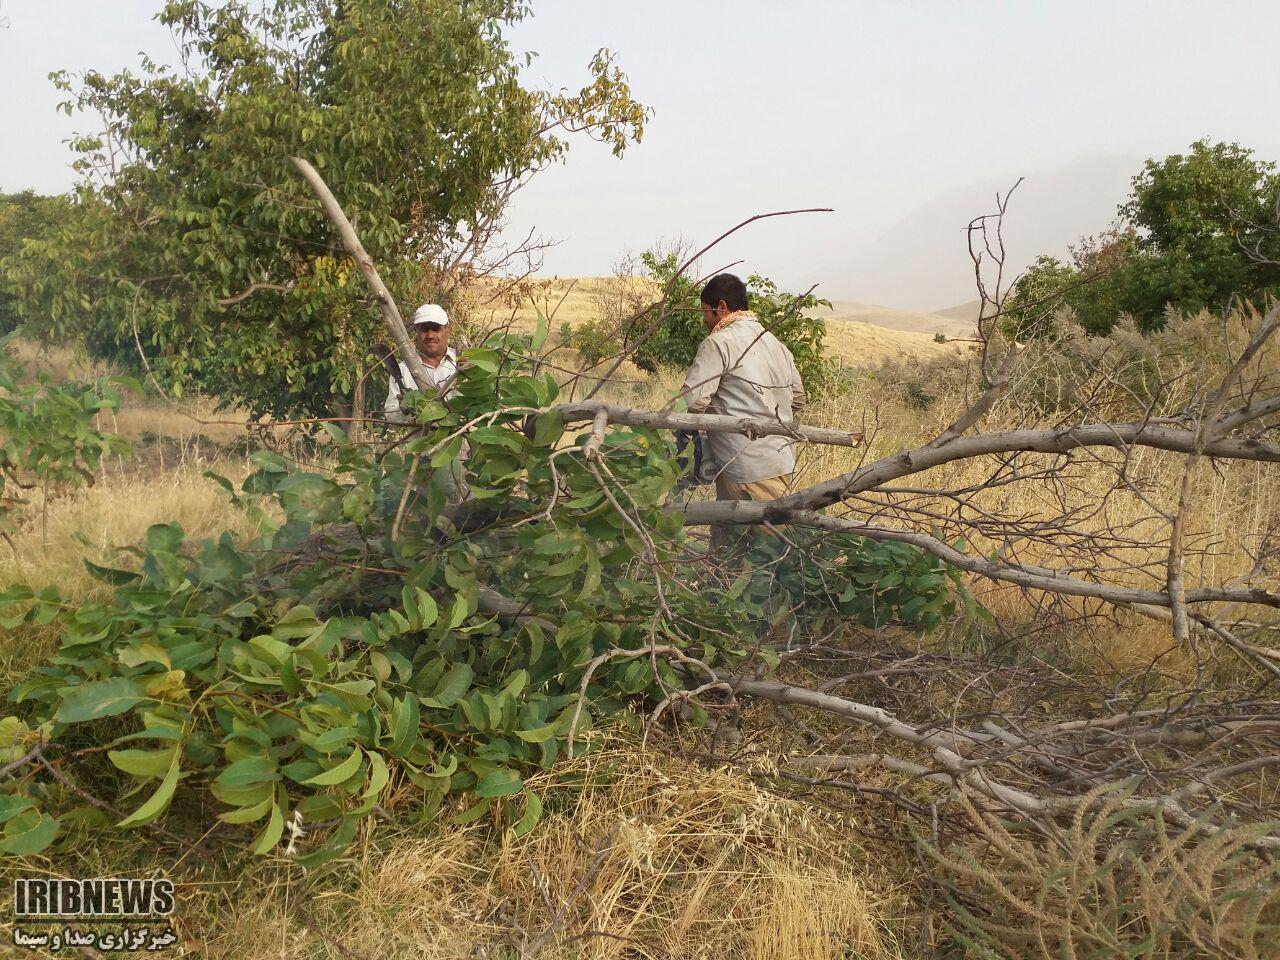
[0,191,72,334]
[5,0,647,419]
[1007,140,1280,336]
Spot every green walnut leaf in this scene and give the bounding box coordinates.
[117,751,181,827]
[422,663,473,709]
[55,677,150,724]
[302,748,363,786]
[0,809,61,855]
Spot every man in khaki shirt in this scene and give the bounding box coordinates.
[679,273,806,546]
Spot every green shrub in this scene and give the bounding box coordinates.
[1006,141,1280,338]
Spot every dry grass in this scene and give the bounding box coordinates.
[820,316,961,367]
[10,338,254,446]
[0,459,256,597]
[0,458,258,685]
[508,277,617,329]
[84,743,904,959]
[823,300,975,340]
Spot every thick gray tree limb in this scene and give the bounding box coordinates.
[553,400,864,448]
[740,422,1280,516]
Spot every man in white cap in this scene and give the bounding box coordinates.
[381,302,470,502]
[383,303,458,423]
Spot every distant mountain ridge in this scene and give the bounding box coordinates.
[807,153,1143,311]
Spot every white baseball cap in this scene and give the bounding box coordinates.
[411,303,449,327]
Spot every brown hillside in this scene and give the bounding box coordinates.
[474,278,960,367]
[932,299,982,326]
[822,300,975,340]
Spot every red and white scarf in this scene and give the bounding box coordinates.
[709,309,752,336]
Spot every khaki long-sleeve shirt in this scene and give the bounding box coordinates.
[679,315,806,484]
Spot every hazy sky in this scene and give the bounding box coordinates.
[3,1,1280,309]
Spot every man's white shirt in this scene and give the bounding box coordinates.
[383,349,458,423]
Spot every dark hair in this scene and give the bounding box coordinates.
[700,273,749,311]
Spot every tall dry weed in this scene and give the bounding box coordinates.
[922,787,1280,959]
[0,458,259,684]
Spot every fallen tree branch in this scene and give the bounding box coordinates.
[457,584,1280,848]
[554,400,864,448]
[724,672,1280,848]
[672,506,1280,612]
[671,421,1280,525]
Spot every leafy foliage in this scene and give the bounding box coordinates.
[568,250,835,392]
[0,335,132,540]
[1007,140,1280,337]
[0,334,958,863]
[0,191,73,334]
[741,529,969,635]
[5,0,646,420]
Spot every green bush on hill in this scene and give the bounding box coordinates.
[1006,140,1280,337]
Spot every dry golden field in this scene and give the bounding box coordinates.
[468,277,965,367]
[823,299,976,340]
